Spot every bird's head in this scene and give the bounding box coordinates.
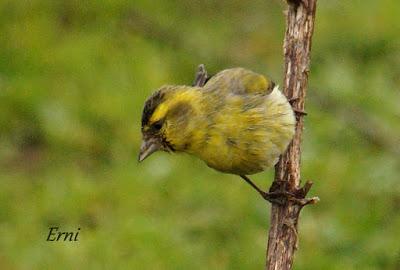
[138,85,200,162]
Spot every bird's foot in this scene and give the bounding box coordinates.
[288,96,307,117]
[260,190,313,206]
[263,180,319,206]
[239,175,318,206]
[260,190,296,205]
[293,109,307,117]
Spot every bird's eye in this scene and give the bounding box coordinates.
[152,121,163,131]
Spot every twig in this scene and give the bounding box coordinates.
[266,1,318,270]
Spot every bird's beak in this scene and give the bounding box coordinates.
[138,137,161,162]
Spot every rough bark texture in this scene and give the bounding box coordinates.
[266,1,318,270]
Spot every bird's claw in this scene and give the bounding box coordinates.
[293,109,307,116]
[260,190,299,206]
[287,96,307,117]
[261,180,319,206]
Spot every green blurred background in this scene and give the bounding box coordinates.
[0,1,399,269]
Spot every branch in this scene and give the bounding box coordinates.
[266,1,318,270]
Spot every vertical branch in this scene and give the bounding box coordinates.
[266,1,318,270]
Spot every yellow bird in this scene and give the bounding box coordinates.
[138,67,295,201]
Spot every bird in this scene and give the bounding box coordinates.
[138,67,296,202]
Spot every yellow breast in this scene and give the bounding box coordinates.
[189,87,295,175]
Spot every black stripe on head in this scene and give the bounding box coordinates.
[141,90,166,128]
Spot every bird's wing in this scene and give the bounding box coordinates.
[203,68,275,96]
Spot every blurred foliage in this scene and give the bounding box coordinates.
[0,0,399,269]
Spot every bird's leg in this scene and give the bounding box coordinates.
[239,175,292,205]
[240,175,316,206]
[239,175,266,198]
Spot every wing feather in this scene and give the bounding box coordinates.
[203,68,275,96]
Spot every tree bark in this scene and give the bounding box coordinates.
[266,1,318,270]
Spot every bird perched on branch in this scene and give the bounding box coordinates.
[138,67,295,201]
